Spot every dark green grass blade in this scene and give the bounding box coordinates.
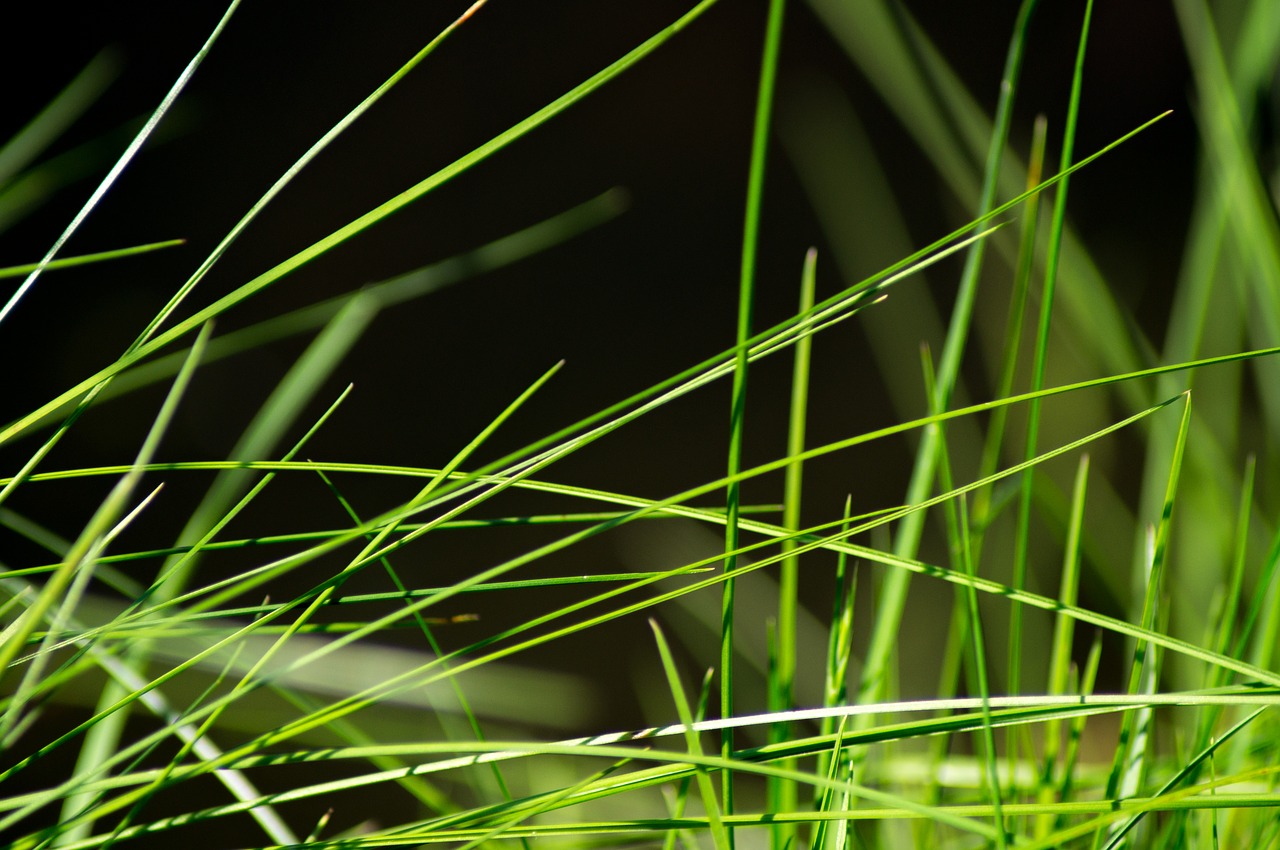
[1012,0,1094,715]
[722,2,786,834]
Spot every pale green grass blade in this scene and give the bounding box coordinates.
[847,5,1043,782]
[810,717,851,850]
[652,620,730,850]
[1035,453,1088,837]
[1056,633,1103,824]
[1173,0,1280,429]
[96,638,252,848]
[816,497,855,795]
[1105,708,1267,850]
[1101,394,1193,845]
[0,4,238,329]
[1168,454,1257,822]
[767,246,815,844]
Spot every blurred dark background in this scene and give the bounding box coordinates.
[0,0,1204,729]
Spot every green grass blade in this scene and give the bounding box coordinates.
[927,349,1007,847]
[1035,453,1089,836]
[848,3,1042,777]
[767,246,816,843]
[970,113,1047,556]
[0,321,213,699]
[723,2,786,832]
[651,619,731,850]
[0,240,185,279]
[1013,0,1094,715]
[158,290,377,603]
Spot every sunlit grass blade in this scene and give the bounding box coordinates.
[768,246,815,843]
[130,0,495,350]
[651,619,730,850]
[0,321,212,704]
[1034,453,1088,837]
[312,466,523,825]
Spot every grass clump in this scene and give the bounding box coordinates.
[2,1,1279,848]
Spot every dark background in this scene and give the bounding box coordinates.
[1,2,1195,512]
[1,0,1202,730]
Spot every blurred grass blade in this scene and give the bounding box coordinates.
[0,51,118,188]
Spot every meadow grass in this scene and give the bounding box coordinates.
[2,1,1279,848]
